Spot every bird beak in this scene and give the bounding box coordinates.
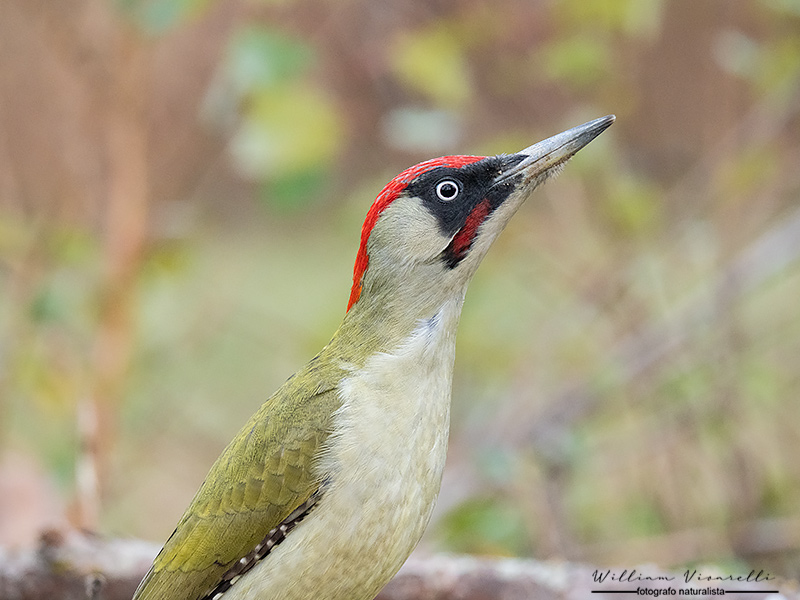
[494,115,616,186]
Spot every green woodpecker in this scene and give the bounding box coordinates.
[132,115,614,600]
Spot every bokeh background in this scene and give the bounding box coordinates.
[2,0,800,580]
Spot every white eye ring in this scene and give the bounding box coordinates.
[435,179,460,201]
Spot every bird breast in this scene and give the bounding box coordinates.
[221,298,460,600]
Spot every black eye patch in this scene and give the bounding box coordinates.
[405,155,525,238]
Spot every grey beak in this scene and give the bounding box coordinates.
[495,115,615,185]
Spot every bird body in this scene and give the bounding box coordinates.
[221,296,460,600]
[133,115,615,600]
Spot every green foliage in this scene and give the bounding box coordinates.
[436,497,530,556]
[541,0,664,90]
[227,27,315,92]
[539,35,613,88]
[390,25,473,107]
[231,83,341,177]
[761,0,800,18]
[753,36,800,97]
[259,167,330,212]
[715,21,800,100]
[116,0,213,34]
[602,175,662,236]
[0,224,99,494]
[716,146,780,202]
[223,27,342,209]
[554,0,665,37]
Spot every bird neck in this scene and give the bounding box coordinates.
[329,283,468,371]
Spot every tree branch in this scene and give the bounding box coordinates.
[0,531,795,600]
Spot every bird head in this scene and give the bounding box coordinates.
[346,115,615,323]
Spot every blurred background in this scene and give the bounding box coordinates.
[1,0,800,580]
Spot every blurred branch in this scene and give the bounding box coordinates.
[81,17,152,532]
[526,198,800,457]
[1,531,795,600]
[0,530,156,600]
[663,84,800,211]
[439,89,800,559]
[513,82,800,460]
[507,199,800,561]
[438,197,800,539]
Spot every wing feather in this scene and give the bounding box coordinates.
[133,358,342,600]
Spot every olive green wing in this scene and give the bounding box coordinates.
[133,367,342,600]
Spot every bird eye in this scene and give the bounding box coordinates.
[435,180,460,201]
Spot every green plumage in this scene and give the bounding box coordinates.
[133,354,344,600]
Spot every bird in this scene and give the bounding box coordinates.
[132,115,615,600]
